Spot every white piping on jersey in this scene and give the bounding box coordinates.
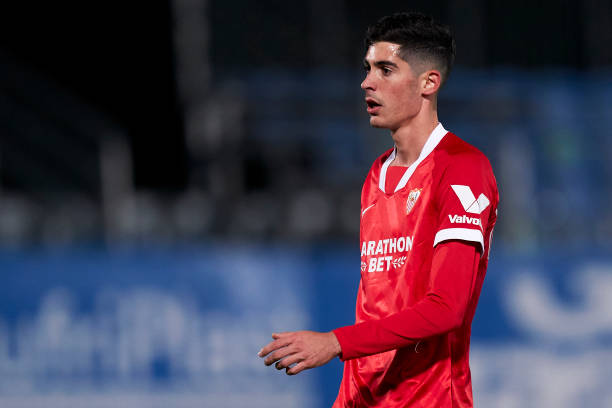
[379,123,448,194]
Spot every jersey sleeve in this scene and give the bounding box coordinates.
[333,240,480,360]
[433,154,497,253]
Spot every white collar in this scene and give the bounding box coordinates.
[379,123,448,194]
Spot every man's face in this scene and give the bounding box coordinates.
[361,42,423,130]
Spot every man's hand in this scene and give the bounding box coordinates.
[258,330,342,375]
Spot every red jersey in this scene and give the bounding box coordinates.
[332,124,499,407]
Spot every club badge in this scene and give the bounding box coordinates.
[406,188,422,214]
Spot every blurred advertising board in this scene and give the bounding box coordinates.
[0,244,610,407]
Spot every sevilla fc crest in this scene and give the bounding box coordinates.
[406,188,422,214]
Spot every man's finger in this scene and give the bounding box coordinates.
[272,331,292,340]
[258,336,292,357]
[275,352,303,370]
[264,346,296,366]
[287,361,307,376]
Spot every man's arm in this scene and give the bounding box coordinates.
[334,240,479,360]
[258,240,478,372]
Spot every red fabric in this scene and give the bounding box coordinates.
[384,166,408,194]
[332,131,499,408]
[333,240,479,360]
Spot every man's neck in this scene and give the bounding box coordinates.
[390,111,439,167]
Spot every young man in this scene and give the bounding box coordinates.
[259,12,499,407]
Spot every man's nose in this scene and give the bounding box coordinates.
[361,73,374,90]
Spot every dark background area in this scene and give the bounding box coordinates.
[0,1,610,247]
[0,2,184,190]
[1,0,609,192]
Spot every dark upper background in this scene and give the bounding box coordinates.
[0,0,611,247]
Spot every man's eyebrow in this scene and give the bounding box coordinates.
[374,60,399,68]
[363,59,399,68]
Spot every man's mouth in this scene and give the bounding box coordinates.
[366,98,381,114]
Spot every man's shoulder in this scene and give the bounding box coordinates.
[433,132,498,201]
[437,132,489,161]
[435,132,494,174]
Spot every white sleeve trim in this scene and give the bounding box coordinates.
[434,228,484,252]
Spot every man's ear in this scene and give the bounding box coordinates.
[421,70,442,96]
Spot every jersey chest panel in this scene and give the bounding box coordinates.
[359,158,436,320]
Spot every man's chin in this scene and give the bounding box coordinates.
[369,116,387,128]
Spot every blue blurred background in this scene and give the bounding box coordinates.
[1,1,611,407]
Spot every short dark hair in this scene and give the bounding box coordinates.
[365,12,456,83]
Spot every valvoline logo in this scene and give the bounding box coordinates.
[448,214,481,226]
